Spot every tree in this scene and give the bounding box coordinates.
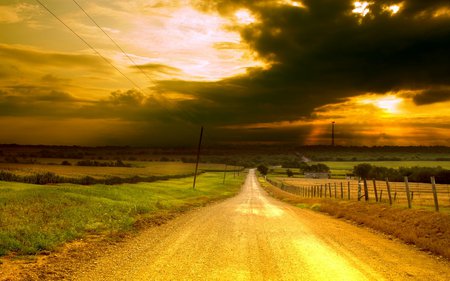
[310,163,330,173]
[257,164,269,175]
[286,169,294,177]
[299,162,310,173]
[353,163,372,179]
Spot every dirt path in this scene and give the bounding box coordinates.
[73,170,450,280]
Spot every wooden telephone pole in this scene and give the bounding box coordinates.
[331,121,335,146]
[193,126,204,189]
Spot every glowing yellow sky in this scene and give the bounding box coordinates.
[223,92,450,146]
[0,0,266,98]
[0,0,449,146]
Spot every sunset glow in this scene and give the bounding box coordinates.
[234,9,257,25]
[360,95,403,114]
[352,1,372,17]
[281,0,307,8]
[383,3,403,15]
[0,0,449,146]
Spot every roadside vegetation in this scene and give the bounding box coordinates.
[0,172,245,256]
[352,163,450,183]
[268,161,450,182]
[0,162,242,185]
[259,177,450,260]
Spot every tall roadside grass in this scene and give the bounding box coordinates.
[259,177,450,260]
[0,172,245,256]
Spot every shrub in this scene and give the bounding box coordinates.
[286,169,294,177]
[353,163,373,179]
[352,164,450,183]
[257,165,269,175]
[300,163,330,173]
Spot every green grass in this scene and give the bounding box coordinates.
[0,172,245,256]
[0,161,242,179]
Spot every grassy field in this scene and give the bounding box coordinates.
[0,171,245,256]
[0,162,241,179]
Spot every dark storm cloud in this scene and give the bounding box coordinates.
[0,86,177,122]
[413,89,450,105]
[0,44,112,73]
[1,1,449,146]
[161,0,450,125]
[0,86,88,117]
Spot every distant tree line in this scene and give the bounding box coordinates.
[299,162,330,173]
[0,170,202,185]
[75,159,131,167]
[353,164,450,183]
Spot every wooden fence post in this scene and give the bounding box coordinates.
[379,190,383,201]
[373,179,378,202]
[363,178,369,201]
[334,183,337,198]
[385,178,392,205]
[340,182,343,199]
[328,183,332,198]
[404,176,412,209]
[324,184,327,197]
[320,185,323,198]
[347,181,350,200]
[431,176,439,212]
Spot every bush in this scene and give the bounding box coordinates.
[80,176,96,185]
[300,163,330,173]
[76,159,131,167]
[353,163,373,179]
[257,165,269,175]
[352,164,450,183]
[61,160,71,166]
[286,169,294,177]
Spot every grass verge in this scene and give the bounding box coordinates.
[259,177,450,260]
[0,172,245,256]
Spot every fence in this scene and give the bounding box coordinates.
[266,176,450,212]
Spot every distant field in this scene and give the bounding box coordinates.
[0,172,246,256]
[0,161,242,179]
[270,161,450,178]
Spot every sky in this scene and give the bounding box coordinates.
[0,0,449,146]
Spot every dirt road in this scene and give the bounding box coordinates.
[73,169,450,280]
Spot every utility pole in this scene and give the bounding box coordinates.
[193,126,204,189]
[331,121,335,146]
[223,164,227,184]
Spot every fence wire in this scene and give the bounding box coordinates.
[267,177,450,212]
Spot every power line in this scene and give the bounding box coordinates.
[34,0,146,93]
[35,0,195,125]
[71,0,155,84]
